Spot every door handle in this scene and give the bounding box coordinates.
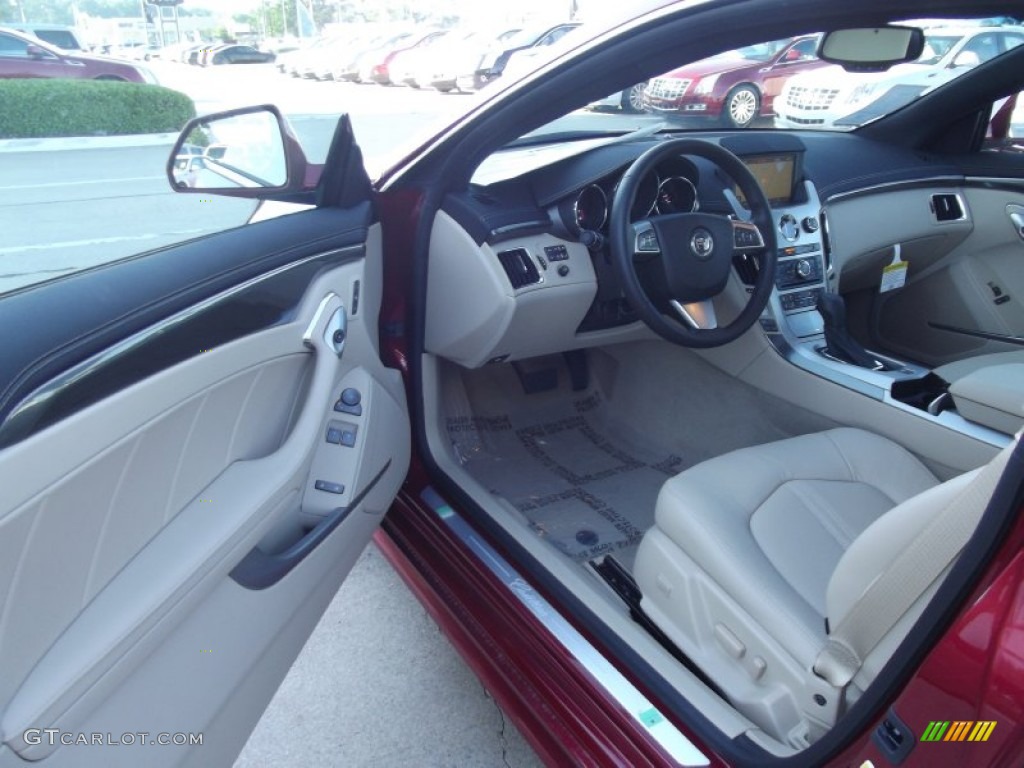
[304,293,347,358]
[230,461,390,589]
[1007,204,1024,241]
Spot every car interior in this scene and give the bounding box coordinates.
[2,2,1022,766]
[407,4,1024,759]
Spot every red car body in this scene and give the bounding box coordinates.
[643,36,825,127]
[0,27,149,82]
[364,31,446,85]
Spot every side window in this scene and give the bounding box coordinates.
[956,34,1000,66]
[1001,33,1024,53]
[34,31,77,50]
[0,33,30,57]
[789,38,818,60]
[984,92,1022,145]
[540,27,570,46]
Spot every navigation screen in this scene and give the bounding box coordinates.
[734,153,796,207]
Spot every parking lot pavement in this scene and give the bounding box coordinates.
[234,543,544,768]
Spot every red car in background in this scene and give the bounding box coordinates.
[0,26,154,82]
[643,35,823,127]
[360,29,447,85]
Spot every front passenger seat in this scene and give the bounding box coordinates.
[634,427,1015,747]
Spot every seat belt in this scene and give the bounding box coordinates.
[812,436,1017,696]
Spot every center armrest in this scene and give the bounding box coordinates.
[948,363,1024,435]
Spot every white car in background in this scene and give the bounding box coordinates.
[588,82,648,113]
[775,26,1024,130]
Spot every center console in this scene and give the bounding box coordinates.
[726,156,930,393]
[732,163,1007,447]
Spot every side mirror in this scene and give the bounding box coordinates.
[817,26,925,73]
[25,44,52,60]
[166,105,318,199]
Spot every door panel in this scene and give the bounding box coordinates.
[0,219,409,766]
[872,185,1024,365]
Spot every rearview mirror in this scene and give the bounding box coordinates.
[818,26,925,73]
[167,105,315,199]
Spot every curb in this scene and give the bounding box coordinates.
[0,133,178,153]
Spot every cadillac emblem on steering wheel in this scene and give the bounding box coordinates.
[690,228,714,260]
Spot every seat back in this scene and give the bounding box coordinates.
[819,434,1017,697]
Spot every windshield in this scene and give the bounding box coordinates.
[732,41,788,62]
[507,15,1023,146]
[3,3,1022,298]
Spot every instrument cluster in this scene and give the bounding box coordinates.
[563,155,701,236]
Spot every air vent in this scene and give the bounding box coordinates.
[496,248,541,289]
[931,193,964,222]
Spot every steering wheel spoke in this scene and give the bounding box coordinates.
[732,219,765,252]
[609,138,777,348]
[670,299,718,330]
[633,220,661,254]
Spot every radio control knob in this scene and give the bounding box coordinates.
[795,259,812,279]
[802,216,820,233]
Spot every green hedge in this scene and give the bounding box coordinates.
[0,79,195,139]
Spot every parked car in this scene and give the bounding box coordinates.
[387,30,451,88]
[455,21,581,90]
[2,22,84,51]
[643,35,823,127]
[333,31,412,82]
[208,45,276,66]
[182,43,205,64]
[416,27,521,92]
[6,2,1024,768]
[198,43,233,67]
[360,29,446,85]
[298,35,359,80]
[171,154,206,188]
[500,23,584,83]
[187,44,220,65]
[775,26,1024,130]
[278,35,340,77]
[0,27,155,82]
[589,82,649,113]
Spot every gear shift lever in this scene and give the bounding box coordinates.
[817,293,881,369]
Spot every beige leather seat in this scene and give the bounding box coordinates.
[634,427,1009,747]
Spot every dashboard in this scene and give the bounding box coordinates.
[425,130,974,370]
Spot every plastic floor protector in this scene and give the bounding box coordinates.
[447,390,683,563]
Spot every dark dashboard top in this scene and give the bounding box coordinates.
[441,130,966,246]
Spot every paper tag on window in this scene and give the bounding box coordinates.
[880,245,907,293]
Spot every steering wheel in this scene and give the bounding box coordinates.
[609,138,777,348]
